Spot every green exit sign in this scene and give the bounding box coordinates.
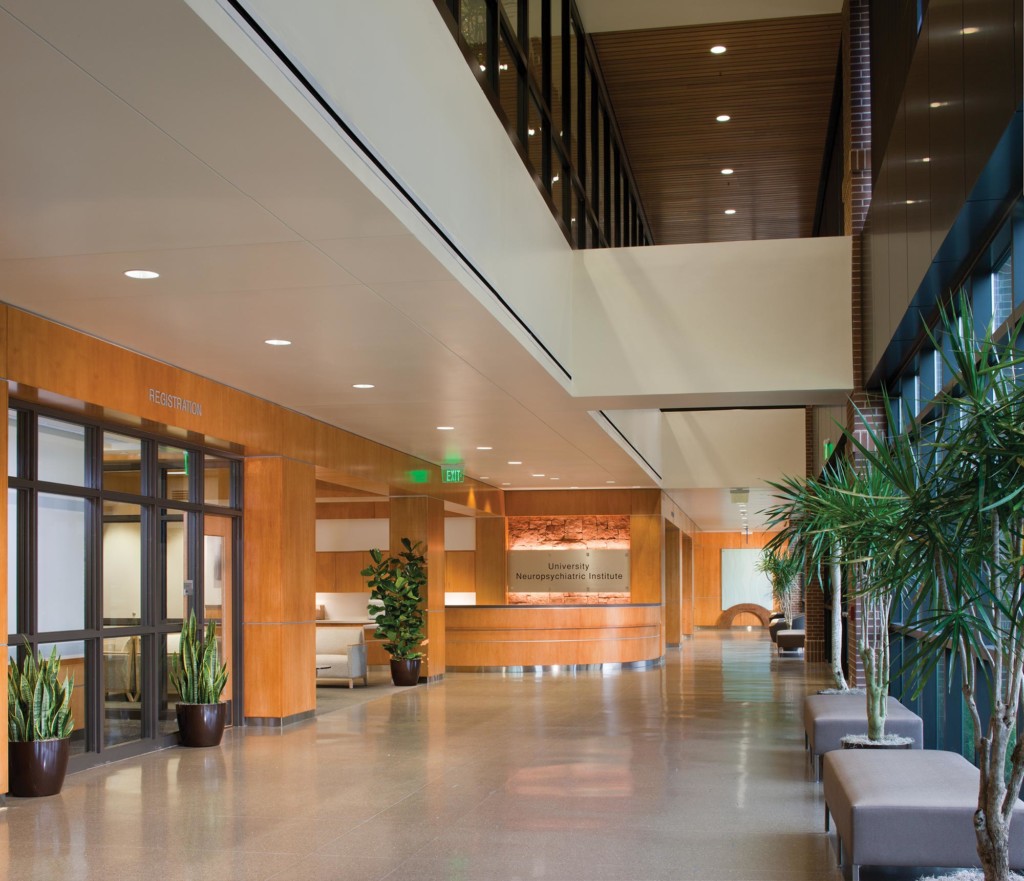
[442,466,464,484]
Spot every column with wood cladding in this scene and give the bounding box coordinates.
[475,517,507,605]
[243,457,316,723]
[664,521,682,646]
[680,534,694,637]
[390,496,445,679]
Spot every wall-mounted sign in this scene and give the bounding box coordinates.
[508,549,629,592]
[441,466,464,484]
[147,388,203,416]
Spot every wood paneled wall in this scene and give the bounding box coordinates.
[693,532,776,628]
[629,514,662,609]
[316,551,376,592]
[680,534,694,638]
[0,380,6,794]
[445,551,475,593]
[504,489,661,516]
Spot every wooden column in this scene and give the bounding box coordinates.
[664,521,682,646]
[630,513,663,652]
[680,533,694,637]
[243,457,316,724]
[474,517,507,605]
[390,496,445,679]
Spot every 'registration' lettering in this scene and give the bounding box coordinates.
[147,388,203,416]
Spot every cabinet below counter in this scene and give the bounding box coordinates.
[445,603,662,669]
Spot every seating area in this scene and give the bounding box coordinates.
[314,625,368,688]
[804,692,923,780]
[823,749,1024,881]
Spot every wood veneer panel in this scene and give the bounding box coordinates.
[475,517,507,605]
[446,604,660,630]
[337,552,371,592]
[445,551,475,593]
[629,514,662,605]
[592,15,841,245]
[664,522,682,646]
[0,380,5,793]
[504,489,659,516]
[681,534,694,637]
[315,553,336,593]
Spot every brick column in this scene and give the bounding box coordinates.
[804,406,826,663]
[840,0,874,686]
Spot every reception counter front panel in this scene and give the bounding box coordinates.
[446,604,662,668]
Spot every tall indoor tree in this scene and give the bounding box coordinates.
[846,300,1024,881]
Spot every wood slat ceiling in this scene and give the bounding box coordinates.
[592,14,842,245]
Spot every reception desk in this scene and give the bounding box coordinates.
[445,603,662,669]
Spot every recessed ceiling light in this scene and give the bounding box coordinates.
[501,482,511,486]
[476,446,493,450]
[606,480,616,484]
[352,383,375,389]
[960,26,979,35]
[710,45,727,54]
[549,477,560,480]
[930,101,943,108]
[264,339,291,346]
[436,426,455,431]
[716,114,731,122]
[479,476,490,480]
[532,473,545,477]
[724,209,737,215]
[508,460,522,465]
[922,157,931,163]
[124,269,159,279]
[721,168,734,175]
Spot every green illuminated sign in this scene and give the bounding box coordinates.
[441,467,464,484]
[408,469,430,484]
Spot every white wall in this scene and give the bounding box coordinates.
[572,237,853,403]
[316,519,389,553]
[103,523,141,619]
[445,517,475,552]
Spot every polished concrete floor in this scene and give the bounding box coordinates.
[1,631,933,880]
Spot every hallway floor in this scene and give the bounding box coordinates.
[1,632,944,880]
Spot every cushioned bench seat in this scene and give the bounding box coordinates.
[804,692,922,780]
[315,625,368,688]
[823,749,1024,881]
[776,629,805,653]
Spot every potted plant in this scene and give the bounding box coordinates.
[757,545,801,627]
[765,466,852,692]
[845,300,1024,881]
[8,642,75,797]
[362,538,428,686]
[170,610,229,747]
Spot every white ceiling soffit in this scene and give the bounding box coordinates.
[0,0,651,490]
[575,0,843,33]
[661,408,806,490]
[667,486,782,532]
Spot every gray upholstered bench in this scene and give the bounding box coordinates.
[804,692,922,780]
[776,629,805,653]
[823,749,1024,881]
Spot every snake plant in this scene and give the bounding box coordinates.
[8,641,75,741]
[170,611,228,704]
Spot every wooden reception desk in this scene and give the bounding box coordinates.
[445,603,662,668]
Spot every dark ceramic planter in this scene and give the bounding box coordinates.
[390,658,422,686]
[176,702,227,748]
[9,738,71,797]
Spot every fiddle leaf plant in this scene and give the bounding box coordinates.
[8,641,75,742]
[362,538,428,660]
[170,610,228,704]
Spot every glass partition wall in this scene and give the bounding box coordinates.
[7,405,242,769]
[438,0,653,249]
